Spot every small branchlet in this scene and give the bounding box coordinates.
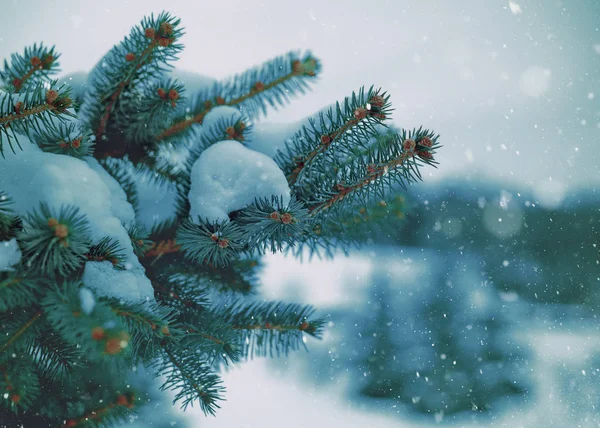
[154,51,319,143]
[1,43,60,92]
[175,218,244,267]
[275,86,391,187]
[0,83,74,155]
[17,203,91,276]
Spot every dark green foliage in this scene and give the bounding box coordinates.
[0,269,42,312]
[31,120,94,158]
[0,9,440,426]
[126,223,152,258]
[0,82,74,155]
[122,78,186,144]
[0,43,60,92]
[156,51,319,145]
[86,237,128,269]
[18,203,91,276]
[153,345,225,415]
[219,299,325,358]
[0,190,17,239]
[275,85,391,186]
[81,11,184,139]
[235,196,310,253]
[176,218,245,266]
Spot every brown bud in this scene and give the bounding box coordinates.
[157,88,166,99]
[217,238,229,249]
[168,89,179,101]
[160,22,174,36]
[54,224,69,239]
[105,338,122,355]
[225,126,235,136]
[30,56,42,67]
[215,96,225,105]
[292,60,303,74]
[321,135,332,145]
[91,327,105,341]
[47,218,59,228]
[254,81,265,91]
[145,28,156,39]
[125,52,135,62]
[281,213,293,224]
[46,89,59,104]
[71,139,81,149]
[419,136,433,147]
[369,95,385,108]
[116,395,129,406]
[353,107,368,120]
[161,325,170,336]
[417,150,434,160]
[42,54,54,67]
[210,233,219,242]
[270,211,281,221]
[158,37,171,47]
[14,101,23,114]
[403,138,416,152]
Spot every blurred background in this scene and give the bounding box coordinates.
[1,0,599,426]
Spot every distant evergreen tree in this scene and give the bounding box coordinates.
[323,251,532,419]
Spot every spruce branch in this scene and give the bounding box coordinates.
[154,52,319,143]
[30,121,94,158]
[0,83,74,155]
[98,157,139,210]
[275,86,390,187]
[220,300,325,358]
[17,203,92,277]
[234,196,310,253]
[60,393,135,428]
[155,345,224,415]
[0,310,42,355]
[0,360,41,411]
[85,237,128,269]
[26,330,83,381]
[122,78,185,144]
[0,270,42,312]
[109,300,174,360]
[307,128,439,216]
[0,190,19,240]
[1,43,60,92]
[175,218,245,267]
[81,12,183,148]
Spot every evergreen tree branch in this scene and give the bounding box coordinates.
[0,310,42,355]
[0,83,74,155]
[275,86,390,187]
[1,43,60,92]
[155,345,224,415]
[61,393,135,428]
[80,12,183,153]
[219,300,325,358]
[154,52,318,143]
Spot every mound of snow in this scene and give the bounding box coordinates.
[0,239,22,272]
[188,140,290,222]
[0,137,153,303]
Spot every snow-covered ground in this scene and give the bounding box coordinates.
[174,248,600,428]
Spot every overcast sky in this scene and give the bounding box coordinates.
[2,0,599,205]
